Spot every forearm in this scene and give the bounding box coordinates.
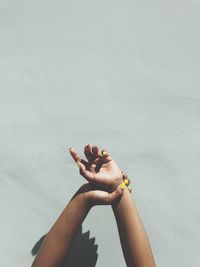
[112,187,156,267]
[32,187,91,267]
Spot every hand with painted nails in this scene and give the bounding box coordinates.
[69,144,124,205]
[32,144,156,267]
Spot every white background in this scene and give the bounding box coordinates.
[0,1,200,266]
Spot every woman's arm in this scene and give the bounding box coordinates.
[31,145,123,267]
[33,144,156,267]
[31,182,122,267]
[112,187,156,267]
[70,144,156,267]
[31,185,92,267]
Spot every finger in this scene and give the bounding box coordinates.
[78,163,111,186]
[72,155,101,183]
[69,147,82,163]
[79,165,96,182]
[79,168,111,185]
[84,144,95,162]
[100,149,113,163]
[91,145,102,165]
[92,145,101,158]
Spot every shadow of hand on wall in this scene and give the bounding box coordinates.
[31,225,98,267]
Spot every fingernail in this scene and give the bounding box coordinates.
[101,150,109,158]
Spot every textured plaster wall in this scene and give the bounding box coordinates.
[0,1,200,266]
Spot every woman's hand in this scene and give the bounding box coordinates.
[69,144,125,204]
[69,144,123,188]
[77,183,123,206]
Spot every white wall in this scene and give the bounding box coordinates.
[1,1,200,266]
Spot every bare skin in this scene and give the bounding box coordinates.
[112,187,156,267]
[32,144,156,267]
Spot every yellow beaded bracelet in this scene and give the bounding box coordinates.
[120,170,132,193]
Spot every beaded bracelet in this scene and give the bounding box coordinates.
[120,170,132,193]
[100,150,132,193]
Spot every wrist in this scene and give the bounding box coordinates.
[111,186,130,209]
[112,170,132,193]
[83,190,95,208]
[75,183,95,208]
[110,177,124,192]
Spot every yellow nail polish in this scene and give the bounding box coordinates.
[101,150,109,158]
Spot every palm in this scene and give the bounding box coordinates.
[91,160,121,185]
[69,145,122,187]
